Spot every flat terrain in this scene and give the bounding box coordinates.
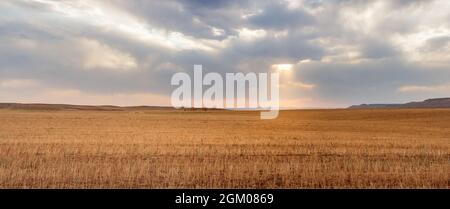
[0,108,448,188]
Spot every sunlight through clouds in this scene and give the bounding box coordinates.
[33,0,215,51]
[0,0,449,107]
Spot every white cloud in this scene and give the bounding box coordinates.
[287,81,315,90]
[32,0,215,51]
[398,83,450,93]
[211,27,225,37]
[0,79,40,88]
[237,28,267,40]
[338,1,386,35]
[80,38,137,71]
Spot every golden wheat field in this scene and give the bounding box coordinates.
[0,108,448,188]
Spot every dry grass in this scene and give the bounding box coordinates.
[0,108,448,188]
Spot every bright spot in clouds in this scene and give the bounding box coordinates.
[272,64,293,72]
[237,28,267,40]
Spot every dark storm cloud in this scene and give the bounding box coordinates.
[360,39,399,59]
[388,0,434,9]
[421,36,450,52]
[247,1,314,30]
[296,59,450,105]
[108,0,246,40]
[223,34,324,68]
[179,0,249,9]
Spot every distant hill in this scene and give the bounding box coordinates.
[0,103,228,111]
[348,98,450,109]
[0,103,175,111]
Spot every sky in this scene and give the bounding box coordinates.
[0,0,449,108]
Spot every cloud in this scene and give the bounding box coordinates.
[296,58,450,105]
[360,39,399,59]
[0,79,40,88]
[247,1,314,30]
[0,0,449,107]
[398,83,450,93]
[80,38,137,71]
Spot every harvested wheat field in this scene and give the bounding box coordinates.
[0,108,448,188]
